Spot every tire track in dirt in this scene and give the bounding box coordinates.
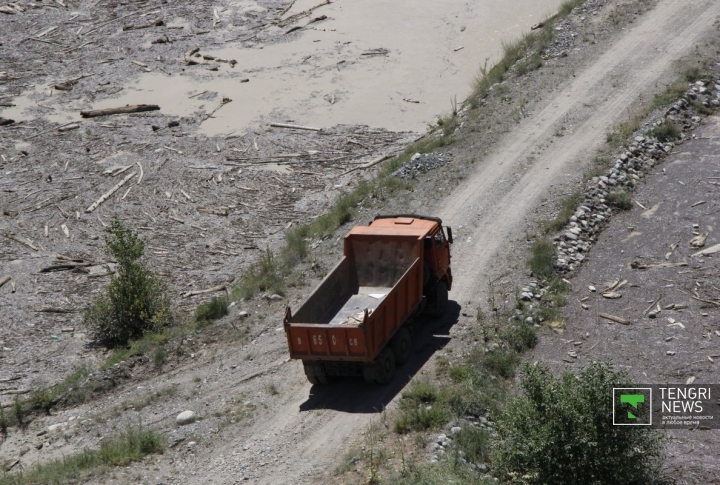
[443,0,720,305]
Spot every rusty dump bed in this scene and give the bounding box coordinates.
[285,218,437,363]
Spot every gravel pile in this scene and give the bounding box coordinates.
[393,152,449,178]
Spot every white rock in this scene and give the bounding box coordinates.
[269,294,283,301]
[176,410,197,425]
[238,310,250,319]
[48,422,67,433]
[187,441,197,448]
[450,426,462,435]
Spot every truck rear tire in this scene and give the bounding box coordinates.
[430,281,449,318]
[374,347,396,385]
[390,327,412,366]
[303,363,330,385]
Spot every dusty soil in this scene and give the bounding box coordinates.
[2,0,720,483]
[530,116,720,483]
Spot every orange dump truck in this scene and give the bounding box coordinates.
[284,215,453,385]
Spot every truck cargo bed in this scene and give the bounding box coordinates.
[324,286,392,325]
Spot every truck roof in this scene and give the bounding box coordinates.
[350,215,439,238]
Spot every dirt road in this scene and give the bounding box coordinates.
[443,0,720,304]
[173,0,720,483]
[4,0,720,483]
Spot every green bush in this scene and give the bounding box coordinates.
[528,239,555,279]
[452,425,491,464]
[502,321,538,353]
[492,362,664,485]
[194,296,229,323]
[236,248,286,300]
[650,122,681,142]
[83,218,172,346]
[606,190,632,210]
[481,348,520,378]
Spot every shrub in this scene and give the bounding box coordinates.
[481,348,520,378]
[502,321,538,353]
[528,238,555,279]
[194,296,229,323]
[236,248,285,300]
[492,362,664,485]
[606,190,632,210]
[650,122,681,142]
[83,218,172,346]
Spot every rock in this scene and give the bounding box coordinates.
[269,294,283,301]
[648,311,657,319]
[477,463,489,473]
[176,410,197,425]
[238,310,250,319]
[187,441,197,449]
[450,426,462,435]
[437,434,447,444]
[48,422,67,433]
[635,136,645,143]
[588,285,596,292]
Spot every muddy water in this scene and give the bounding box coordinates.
[3,0,564,135]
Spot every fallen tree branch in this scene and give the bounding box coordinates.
[85,171,137,213]
[269,122,321,132]
[80,104,160,118]
[181,284,227,298]
[598,313,631,325]
[3,233,40,251]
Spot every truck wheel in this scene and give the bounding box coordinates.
[374,347,396,385]
[303,363,330,385]
[390,328,412,366]
[430,281,449,318]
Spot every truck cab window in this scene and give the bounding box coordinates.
[434,231,445,247]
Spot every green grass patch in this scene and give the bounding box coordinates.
[481,348,520,379]
[605,115,642,147]
[528,238,556,279]
[546,191,582,233]
[650,121,681,142]
[194,296,229,324]
[235,248,286,300]
[0,426,164,485]
[606,190,632,210]
[651,81,686,109]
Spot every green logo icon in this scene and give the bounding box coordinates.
[621,394,645,419]
[613,388,652,426]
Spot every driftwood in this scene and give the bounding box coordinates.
[40,262,91,273]
[3,233,40,251]
[0,276,10,288]
[181,284,227,298]
[85,171,137,213]
[692,243,720,257]
[598,313,631,325]
[80,104,160,118]
[269,122,321,132]
[197,207,229,216]
[341,152,396,176]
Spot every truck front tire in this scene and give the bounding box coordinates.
[430,281,449,318]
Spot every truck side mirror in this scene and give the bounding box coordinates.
[446,227,453,244]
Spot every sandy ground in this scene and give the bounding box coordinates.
[2,0,720,483]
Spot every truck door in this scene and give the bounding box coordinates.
[433,229,450,278]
